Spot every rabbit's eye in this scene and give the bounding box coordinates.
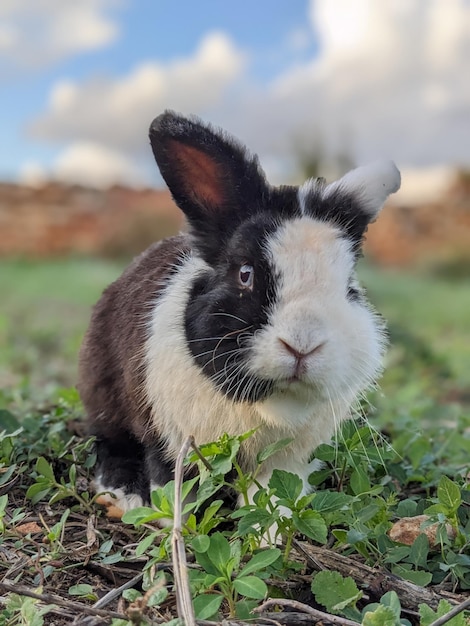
[238,264,254,291]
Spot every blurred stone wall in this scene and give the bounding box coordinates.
[0,175,468,265]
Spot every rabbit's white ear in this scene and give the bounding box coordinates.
[325,160,401,218]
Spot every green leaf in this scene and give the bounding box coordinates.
[195,533,231,576]
[235,599,258,619]
[122,589,141,602]
[349,466,370,495]
[419,600,467,626]
[193,594,224,620]
[147,585,168,607]
[424,503,449,516]
[0,409,20,432]
[135,531,160,556]
[208,453,233,476]
[292,510,328,544]
[234,508,274,535]
[0,493,7,513]
[25,482,51,503]
[197,500,223,532]
[312,443,336,462]
[68,584,97,600]
[196,476,224,505]
[207,532,231,573]
[229,539,242,573]
[379,591,401,619]
[268,470,303,502]
[122,506,163,526]
[391,564,433,586]
[233,575,267,599]
[384,546,411,564]
[257,438,294,463]
[239,548,281,577]
[35,457,55,481]
[181,476,199,501]
[311,570,362,614]
[194,550,219,576]
[310,490,353,512]
[396,499,418,518]
[437,475,461,514]
[191,534,211,553]
[362,604,398,626]
[48,490,70,505]
[0,464,16,486]
[408,533,429,569]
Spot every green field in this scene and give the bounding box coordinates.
[1,257,468,413]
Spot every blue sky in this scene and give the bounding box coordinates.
[1,0,469,197]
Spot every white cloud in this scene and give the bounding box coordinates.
[20,142,144,188]
[0,0,119,73]
[26,0,470,188]
[266,0,470,170]
[29,31,247,154]
[53,142,144,187]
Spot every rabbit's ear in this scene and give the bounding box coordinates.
[300,160,400,252]
[149,111,268,260]
[325,160,401,219]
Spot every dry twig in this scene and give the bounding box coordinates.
[293,540,467,610]
[92,570,144,609]
[254,598,361,625]
[0,580,127,620]
[427,595,470,626]
[172,434,197,625]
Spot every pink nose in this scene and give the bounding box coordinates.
[278,338,324,360]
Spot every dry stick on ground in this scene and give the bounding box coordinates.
[0,580,127,621]
[172,435,197,626]
[91,570,144,609]
[293,540,467,611]
[427,595,470,626]
[254,598,361,626]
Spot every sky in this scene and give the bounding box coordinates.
[1,0,469,198]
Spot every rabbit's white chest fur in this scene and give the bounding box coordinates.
[144,216,384,484]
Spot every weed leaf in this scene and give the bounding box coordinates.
[408,533,429,568]
[35,457,55,481]
[438,475,461,513]
[257,438,293,463]
[193,594,224,620]
[311,570,362,614]
[191,534,211,553]
[239,548,281,577]
[233,575,267,599]
[419,600,467,626]
[293,510,328,543]
[268,469,303,501]
[362,604,397,626]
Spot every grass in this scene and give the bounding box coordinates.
[0,257,123,394]
[0,256,469,625]
[361,263,470,387]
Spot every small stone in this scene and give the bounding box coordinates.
[388,514,456,547]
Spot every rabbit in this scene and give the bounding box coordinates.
[78,110,401,518]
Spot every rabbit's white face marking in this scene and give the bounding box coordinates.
[250,216,385,425]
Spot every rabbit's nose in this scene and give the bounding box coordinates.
[278,338,324,360]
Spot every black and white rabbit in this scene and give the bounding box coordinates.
[78,110,400,516]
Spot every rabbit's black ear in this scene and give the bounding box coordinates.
[149,111,268,261]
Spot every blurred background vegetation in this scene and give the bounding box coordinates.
[0,159,469,436]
